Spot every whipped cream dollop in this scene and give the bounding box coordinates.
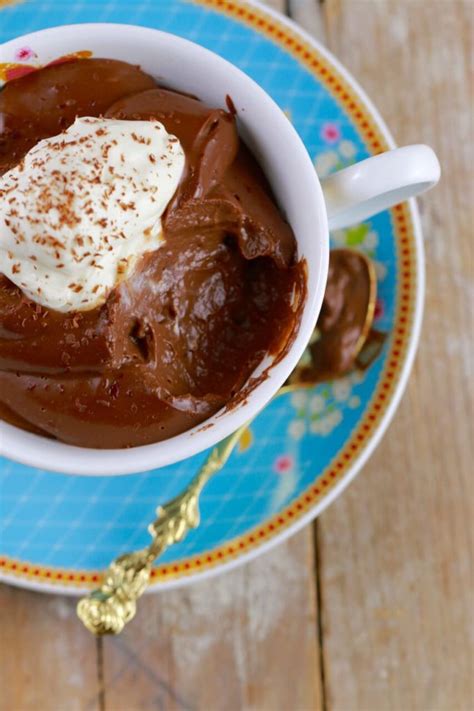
[0,117,185,311]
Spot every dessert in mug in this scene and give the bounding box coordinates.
[0,58,306,447]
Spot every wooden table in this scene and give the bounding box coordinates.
[1,1,472,709]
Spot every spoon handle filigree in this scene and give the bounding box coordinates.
[76,427,244,635]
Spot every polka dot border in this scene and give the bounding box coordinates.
[0,0,418,589]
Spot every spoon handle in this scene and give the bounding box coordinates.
[76,389,310,633]
[76,426,245,635]
[76,247,378,635]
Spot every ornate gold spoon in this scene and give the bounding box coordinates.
[77,249,377,635]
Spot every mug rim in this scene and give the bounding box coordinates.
[0,23,329,475]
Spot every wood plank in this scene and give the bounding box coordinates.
[0,584,101,710]
[99,6,325,711]
[288,0,327,41]
[264,2,287,20]
[0,3,325,711]
[260,0,289,13]
[315,1,474,709]
[102,528,322,711]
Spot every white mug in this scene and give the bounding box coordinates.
[0,24,440,475]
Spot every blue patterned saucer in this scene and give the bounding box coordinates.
[0,0,423,593]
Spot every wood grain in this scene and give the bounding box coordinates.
[1,2,472,711]
[0,584,100,710]
[314,1,473,709]
[98,6,324,709]
[288,0,326,41]
[101,529,322,711]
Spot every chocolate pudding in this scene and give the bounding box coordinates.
[291,249,376,384]
[0,58,306,447]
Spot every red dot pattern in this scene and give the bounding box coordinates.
[0,1,416,590]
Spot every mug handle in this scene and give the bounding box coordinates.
[320,144,441,230]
